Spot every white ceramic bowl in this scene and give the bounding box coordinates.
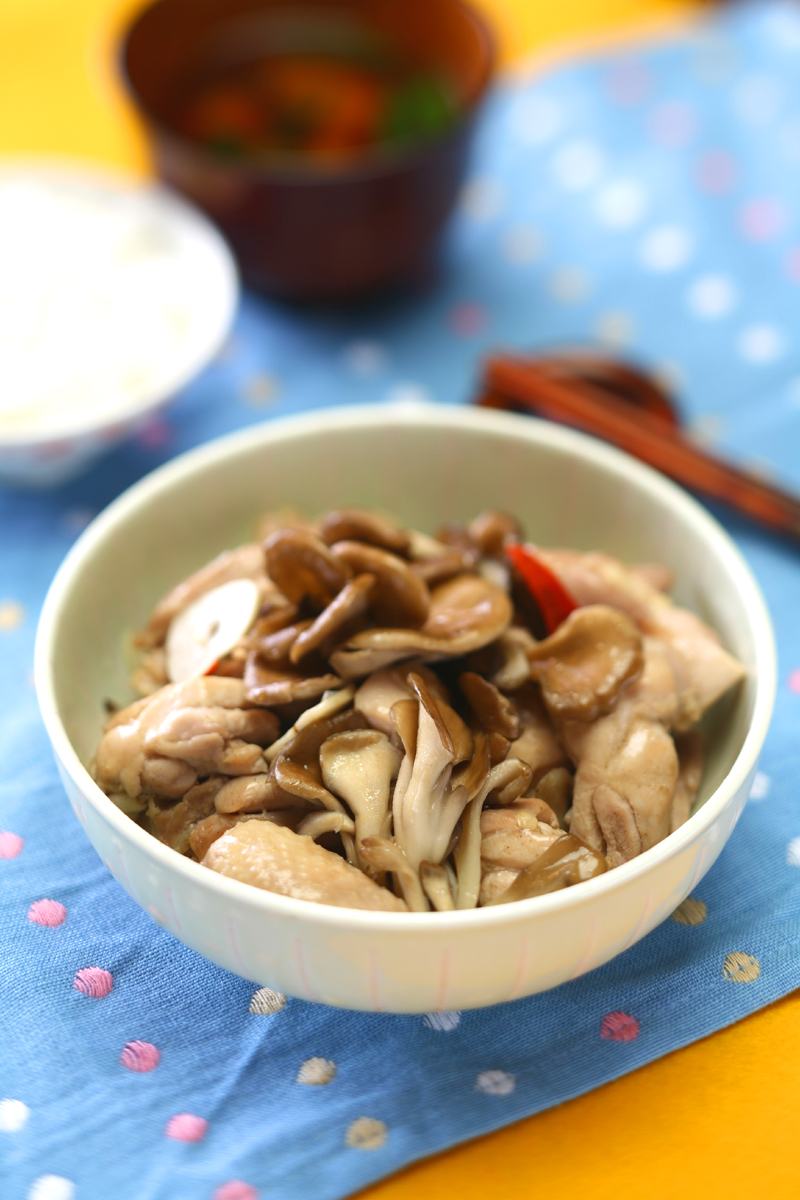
[0,161,238,487]
[35,405,776,1011]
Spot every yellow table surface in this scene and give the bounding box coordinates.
[2,1,798,1196]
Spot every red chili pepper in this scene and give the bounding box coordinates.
[505,542,578,634]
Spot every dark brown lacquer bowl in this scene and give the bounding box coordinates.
[121,0,494,300]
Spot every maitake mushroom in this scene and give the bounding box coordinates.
[93,508,744,915]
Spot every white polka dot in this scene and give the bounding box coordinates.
[734,74,783,124]
[595,311,634,347]
[749,772,771,802]
[341,341,387,376]
[0,1098,29,1132]
[595,180,647,228]
[475,1070,516,1096]
[763,6,800,49]
[786,837,800,867]
[686,275,737,319]
[385,383,433,408]
[28,1177,75,1200]
[501,225,544,265]
[511,93,562,146]
[0,601,25,631]
[738,325,784,365]
[552,141,604,191]
[249,987,286,1015]
[548,266,591,303]
[345,1117,388,1150]
[639,226,692,272]
[653,361,684,394]
[687,413,724,446]
[297,1057,337,1085]
[460,177,504,222]
[423,1011,461,1032]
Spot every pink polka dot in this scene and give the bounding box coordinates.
[600,1011,640,1041]
[786,248,800,282]
[696,150,737,194]
[120,1040,160,1072]
[213,1183,259,1200]
[788,668,800,694]
[650,101,695,147]
[449,302,487,337]
[739,199,786,241]
[0,831,23,859]
[27,898,67,927]
[74,967,114,999]
[607,61,651,105]
[165,1113,208,1142]
[137,416,171,449]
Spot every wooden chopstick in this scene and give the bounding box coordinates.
[481,355,800,542]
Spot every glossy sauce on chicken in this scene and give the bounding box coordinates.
[93,509,745,912]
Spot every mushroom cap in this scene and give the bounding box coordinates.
[319,509,411,556]
[330,575,513,679]
[451,728,490,801]
[527,604,644,722]
[354,662,447,737]
[459,671,521,740]
[408,672,473,765]
[411,551,475,589]
[290,573,375,664]
[320,729,401,819]
[243,652,341,707]
[467,511,521,558]
[272,708,368,813]
[484,833,606,904]
[264,528,351,609]
[331,541,430,628]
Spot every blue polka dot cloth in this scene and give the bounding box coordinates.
[3,3,800,1197]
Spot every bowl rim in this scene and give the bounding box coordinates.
[35,403,777,931]
[0,158,239,447]
[119,0,496,186]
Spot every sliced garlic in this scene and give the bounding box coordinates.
[165,578,260,683]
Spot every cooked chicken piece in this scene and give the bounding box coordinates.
[189,809,301,860]
[203,819,408,911]
[539,549,744,727]
[94,677,279,802]
[137,544,273,649]
[563,639,681,867]
[480,869,519,905]
[480,801,564,871]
